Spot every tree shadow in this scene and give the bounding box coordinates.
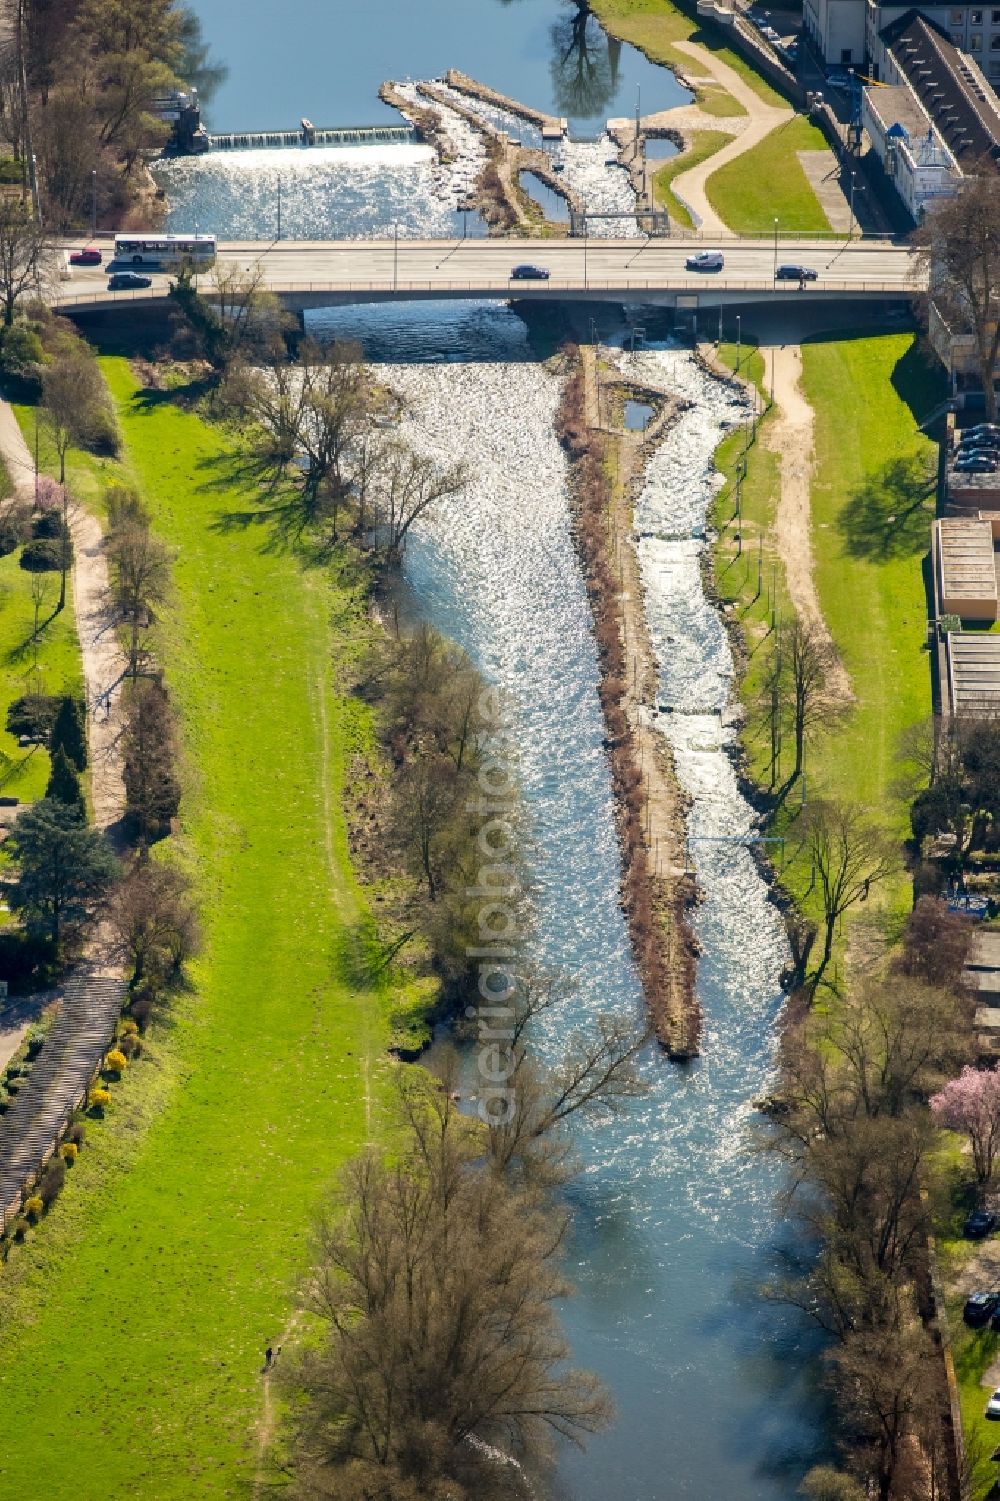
[837,451,936,560]
[6,600,63,664]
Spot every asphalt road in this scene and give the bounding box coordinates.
[55,235,922,306]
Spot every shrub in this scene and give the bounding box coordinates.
[31,509,69,541]
[24,1028,44,1061]
[10,1216,28,1241]
[6,692,60,741]
[0,501,30,556]
[120,1018,139,1037]
[104,1048,127,1076]
[19,536,67,572]
[87,1086,111,1112]
[23,1195,44,1222]
[60,1140,78,1163]
[77,401,120,457]
[67,1120,86,1147]
[39,1157,65,1205]
[118,1032,141,1059]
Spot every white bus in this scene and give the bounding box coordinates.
[113,233,217,270]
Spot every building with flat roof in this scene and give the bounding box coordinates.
[936,515,999,618]
[862,80,962,215]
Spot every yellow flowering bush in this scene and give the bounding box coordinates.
[24,1196,44,1222]
[61,1141,79,1163]
[88,1086,111,1111]
[105,1049,127,1076]
[120,1019,139,1038]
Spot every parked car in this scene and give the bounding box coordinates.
[964,423,1000,442]
[965,1210,998,1239]
[686,250,725,272]
[987,1388,1000,1420]
[964,1291,1000,1326]
[108,271,152,290]
[510,264,550,280]
[955,455,998,474]
[776,264,818,282]
[69,246,102,266]
[959,432,1000,450]
[958,447,1000,463]
[826,69,854,89]
[762,25,781,41]
[782,40,800,59]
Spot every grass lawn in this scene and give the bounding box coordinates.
[591,0,784,110]
[0,360,391,1499]
[705,115,832,234]
[711,331,943,968]
[0,535,82,805]
[652,129,730,229]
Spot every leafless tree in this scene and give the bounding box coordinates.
[914,168,1000,420]
[121,679,181,843]
[106,518,172,678]
[108,855,199,990]
[763,616,839,782]
[801,801,897,993]
[0,198,49,326]
[373,442,468,560]
[826,1321,938,1501]
[211,259,291,359]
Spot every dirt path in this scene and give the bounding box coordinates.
[762,346,852,703]
[666,42,797,235]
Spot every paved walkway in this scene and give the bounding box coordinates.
[0,396,128,1225]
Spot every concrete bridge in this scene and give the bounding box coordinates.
[54,236,922,315]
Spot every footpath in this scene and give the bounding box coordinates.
[0,398,127,1229]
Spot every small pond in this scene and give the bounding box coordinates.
[519,170,570,223]
[624,398,655,430]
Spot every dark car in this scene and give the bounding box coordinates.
[776,264,818,281]
[964,1291,1000,1326]
[966,1210,998,1239]
[960,433,1000,450]
[69,246,102,266]
[955,455,998,474]
[966,422,1000,437]
[108,271,152,290]
[510,264,550,280]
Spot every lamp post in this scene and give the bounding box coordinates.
[91,169,97,238]
[736,312,741,374]
[772,216,778,281]
[847,172,864,239]
[276,176,282,241]
[393,222,399,291]
[583,207,588,290]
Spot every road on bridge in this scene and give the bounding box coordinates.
[55,236,922,310]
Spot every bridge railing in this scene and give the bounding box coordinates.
[54,277,920,308]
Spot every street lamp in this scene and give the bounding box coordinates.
[583,206,589,290]
[736,313,741,374]
[847,172,864,239]
[772,216,779,281]
[276,176,282,241]
[393,222,399,291]
[91,169,97,238]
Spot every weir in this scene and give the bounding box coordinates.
[206,123,417,151]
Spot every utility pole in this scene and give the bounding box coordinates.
[276,176,282,241]
[772,216,778,282]
[736,313,741,374]
[91,169,97,238]
[393,221,399,291]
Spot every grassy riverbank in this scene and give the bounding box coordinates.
[0,361,389,1499]
[652,130,729,228]
[705,116,833,233]
[591,0,785,109]
[711,329,942,965]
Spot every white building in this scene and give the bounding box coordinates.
[861,83,962,216]
[803,0,867,64]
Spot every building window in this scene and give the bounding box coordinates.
[991,31,1000,43]
[991,56,1000,70]
[952,7,966,19]
[972,8,983,20]
[841,46,853,60]
[971,31,983,45]
[992,7,1000,17]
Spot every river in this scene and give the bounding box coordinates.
[161,0,827,1491]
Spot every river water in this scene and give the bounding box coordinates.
[163,0,825,1490]
[303,302,827,1498]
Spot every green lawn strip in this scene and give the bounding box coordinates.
[652,129,730,229]
[710,332,941,960]
[0,360,392,1499]
[705,115,831,234]
[0,543,82,804]
[591,0,783,110]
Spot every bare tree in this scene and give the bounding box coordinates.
[211,259,290,359]
[0,198,48,326]
[106,518,172,678]
[802,801,897,993]
[374,443,468,559]
[108,856,199,991]
[121,679,181,843]
[763,616,838,783]
[827,1322,937,1501]
[915,168,1000,421]
[41,352,92,609]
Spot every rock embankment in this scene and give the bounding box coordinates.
[557,346,702,1058]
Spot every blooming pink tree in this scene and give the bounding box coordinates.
[931,1065,1000,1184]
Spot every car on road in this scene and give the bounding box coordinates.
[69,246,102,266]
[987,1388,1000,1420]
[686,250,724,272]
[964,1291,1000,1326]
[954,455,998,474]
[965,1210,998,1239]
[776,264,818,282]
[510,264,550,280]
[108,271,152,290]
[826,69,854,89]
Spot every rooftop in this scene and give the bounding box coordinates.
[946,631,1000,715]
[881,9,1000,166]
[937,516,999,611]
